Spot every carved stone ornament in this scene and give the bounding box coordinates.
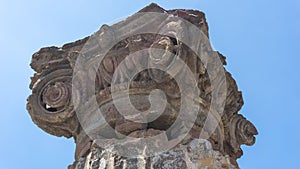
[26,3,258,169]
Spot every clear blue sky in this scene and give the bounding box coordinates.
[0,0,299,168]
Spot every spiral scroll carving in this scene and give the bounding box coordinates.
[42,82,70,109]
[27,68,79,138]
[229,114,258,153]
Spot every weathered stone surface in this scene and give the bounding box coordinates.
[26,3,258,169]
[73,139,238,169]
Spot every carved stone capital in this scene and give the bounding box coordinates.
[26,3,258,169]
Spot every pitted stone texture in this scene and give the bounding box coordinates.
[74,139,238,169]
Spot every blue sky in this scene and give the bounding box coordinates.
[0,0,299,168]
